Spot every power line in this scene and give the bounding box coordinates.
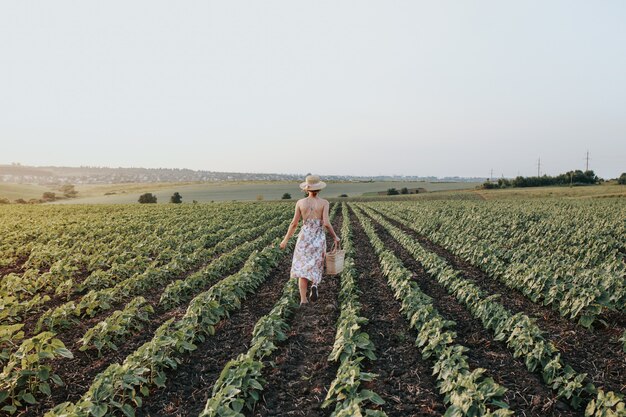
[537,157,541,177]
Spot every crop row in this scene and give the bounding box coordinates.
[1,205,248,301]
[158,217,291,309]
[77,217,292,359]
[44,235,291,417]
[352,205,512,417]
[198,268,299,416]
[0,204,273,325]
[360,205,626,417]
[35,206,287,333]
[0,205,156,268]
[0,205,290,413]
[323,203,386,417]
[79,296,154,356]
[371,200,626,326]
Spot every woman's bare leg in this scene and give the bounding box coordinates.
[299,278,309,304]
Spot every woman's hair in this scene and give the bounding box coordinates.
[308,190,320,196]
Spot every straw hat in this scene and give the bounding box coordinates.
[299,175,327,191]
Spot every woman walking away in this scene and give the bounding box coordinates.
[280,175,340,306]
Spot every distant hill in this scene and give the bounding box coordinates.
[0,164,485,185]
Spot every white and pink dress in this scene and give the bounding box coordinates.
[290,218,326,285]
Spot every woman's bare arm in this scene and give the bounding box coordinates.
[322,201,340,242]
[280,202,302,249]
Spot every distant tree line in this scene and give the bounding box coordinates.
[387,187,412,195]
[138,193,158,204]
[138,192,183,204]
[483,170,601,189]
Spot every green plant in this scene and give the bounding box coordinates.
[0,332,73,414]
[45,236,293,417]
[138,193,157,204]
[79,297,154,356]
[353,205,513,417]
[322,204,388,417]
[0,324,24,364]
[361,203,625,415]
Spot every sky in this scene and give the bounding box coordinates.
[1,1,625,178]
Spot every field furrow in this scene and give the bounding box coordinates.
[353,205,515,416]
[358,204,625,416]
[42,238,289,417]
[249,210,342,417]
[373,200,626,325]
[17,219,291,415]
[357,207,578,416]
[369,206,626,395]
[2,196,623,417]
[347,206,447,417]
[135,250,294,417]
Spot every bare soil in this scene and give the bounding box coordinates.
[372,208,626,396]
[249,213,343,417]
[19,233,276,417]
[359,208,581,417]
[348,208,446,417]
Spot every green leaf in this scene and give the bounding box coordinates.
[37,368,50,381]
[154,373,167,387]
[0,391,8,403]
[51,374,64,386]
[490,399,510,409]
[231,399,244,413]
[55,347,74,358]
[90,404,108,417]
[248,379,263,390]
[121,403,136,417]
[577,315,594,328]
[39,382,52,396]
[22,393,37,405]
[360,389,385,405]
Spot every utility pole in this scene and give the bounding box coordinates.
[537,157,541,177]
[585,150,590,171]
[490,168,493,182]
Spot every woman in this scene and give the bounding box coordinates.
[280,175,340,305]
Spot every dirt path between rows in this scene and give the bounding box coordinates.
[19,219,267,338]
[0,255,29,277]
[249,213,342,417]
[359,209,580,417]
[21,232,279,417]
[349,207,446,417]
[372,207,626,396]
[136,253,295,417]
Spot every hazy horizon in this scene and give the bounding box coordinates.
[2,1,625,178]
[0,161,618,181]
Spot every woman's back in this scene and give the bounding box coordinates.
[298,196,326,221]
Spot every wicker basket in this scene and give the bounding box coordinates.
[325,242,345,275]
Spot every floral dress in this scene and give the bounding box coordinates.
[290,218,326,285]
